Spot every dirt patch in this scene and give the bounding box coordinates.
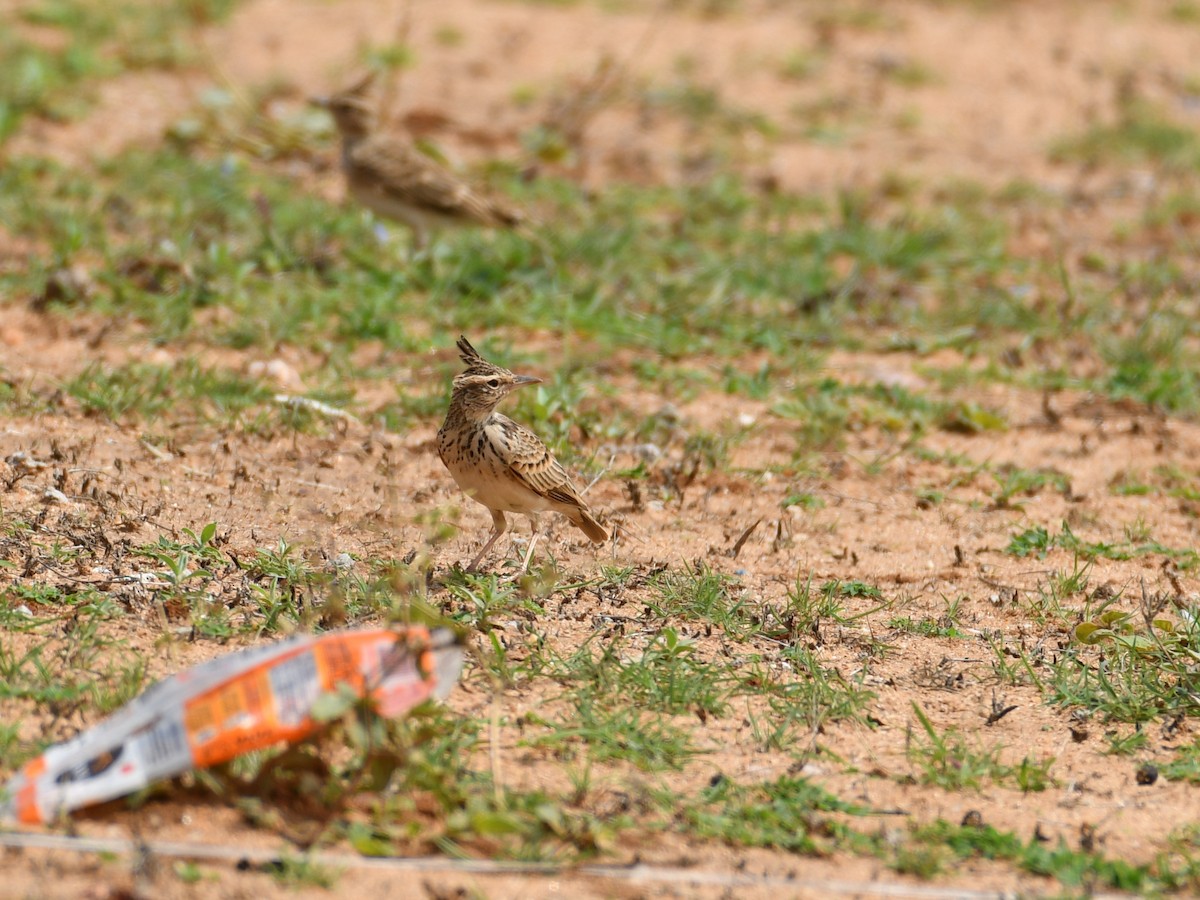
[15,0,1200,193]
[4,0,1200,897]
[1,329,1197,894]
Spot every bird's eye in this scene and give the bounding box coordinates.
[487,378,500,388]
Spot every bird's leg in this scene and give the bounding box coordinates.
[409,224,429,261]
[519,514,541,573]
[467,509,508,572]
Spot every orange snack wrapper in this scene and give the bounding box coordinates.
[2,627,463,825]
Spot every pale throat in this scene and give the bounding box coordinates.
[448,395,504,426]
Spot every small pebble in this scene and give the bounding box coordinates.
[41,487,71,505]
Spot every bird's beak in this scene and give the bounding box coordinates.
[506,374,542,392]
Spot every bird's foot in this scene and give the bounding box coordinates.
[519,534,540,573]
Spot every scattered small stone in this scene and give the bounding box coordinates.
[41,487,71,505]
[116,572,173,587]
[1135,763,1158,786]
[274,394,360,424]
[140,439,173,462]
[961,810,984,828]
[6,452,50,471]
[248,359,305,392]
[655,403,682,424]
[331,552,355,573]
[39,264,94,307]
[633,443,662,463]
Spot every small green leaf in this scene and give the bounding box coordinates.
[535,803,567,836]
[943,402,1007,434]
[346,824,393,857]
[1073,622,1110,645]
[470,809,523,836]
[1111,634,1158,652]
[1097,609,1129,626]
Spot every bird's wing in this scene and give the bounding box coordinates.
[349,138,520,226]
[494,419,587,509]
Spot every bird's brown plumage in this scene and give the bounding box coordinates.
[318,75,523,250]
[437,336,607,570]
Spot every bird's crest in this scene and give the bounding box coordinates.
[456,336,508,377]
[334,70,377,103]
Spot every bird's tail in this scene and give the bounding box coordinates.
[490,199,525,230]
[572,509,609,544]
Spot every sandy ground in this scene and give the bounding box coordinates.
[3,0,1200,897]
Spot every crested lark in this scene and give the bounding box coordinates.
[437,336,608,571]
[315,73,523,252]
